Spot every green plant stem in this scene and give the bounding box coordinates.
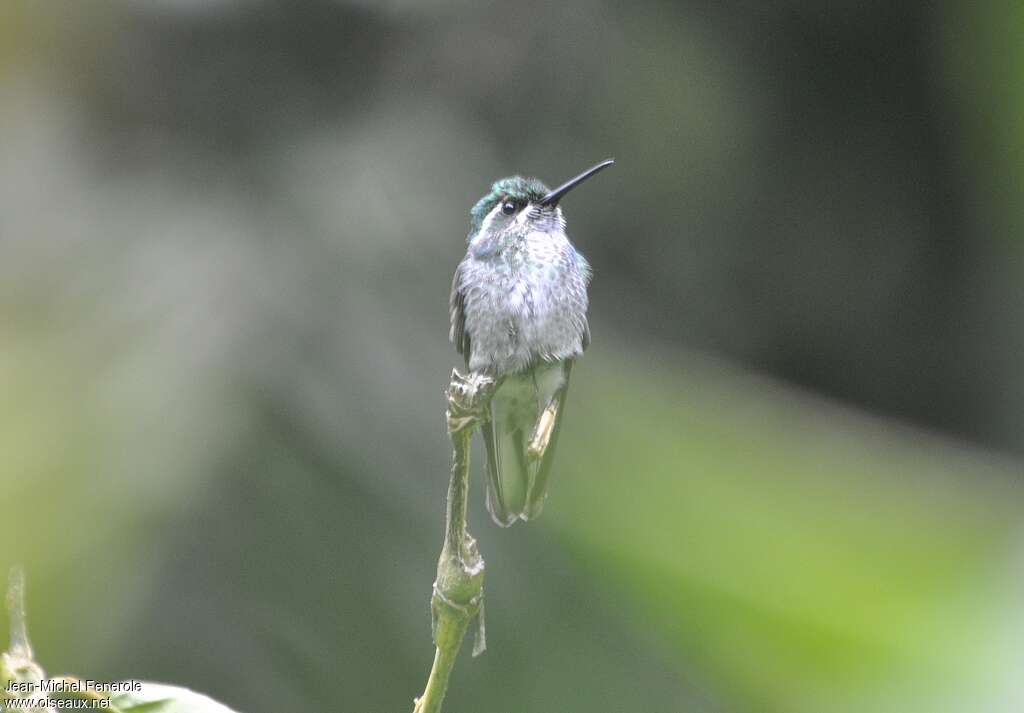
[413,371,494,713]
[414,602,468,713]
[444,427,473,559]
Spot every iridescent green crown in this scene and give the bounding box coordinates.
[469,176,550,236]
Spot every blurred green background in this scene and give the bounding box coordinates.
[2,2,1023,712]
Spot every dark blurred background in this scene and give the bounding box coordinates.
[2,2,1023,712]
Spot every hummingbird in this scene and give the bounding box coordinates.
[449,159,614,527]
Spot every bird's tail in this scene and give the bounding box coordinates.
[482,361,572,526]
[522,363,571,521]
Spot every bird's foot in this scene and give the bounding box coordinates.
[446,369,497,434]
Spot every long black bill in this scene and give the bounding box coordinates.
[538,158,615,207]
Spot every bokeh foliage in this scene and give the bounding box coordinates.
[2,2,1022,712]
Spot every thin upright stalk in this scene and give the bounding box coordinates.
[412,370,495,713]
[444,427,472,560]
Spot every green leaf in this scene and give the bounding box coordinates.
[110,683,241,713]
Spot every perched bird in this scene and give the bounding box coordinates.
[449,159,613,526]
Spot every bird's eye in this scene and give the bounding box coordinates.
[501,200,517,216]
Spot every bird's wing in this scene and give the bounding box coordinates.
[449,262,470,365]
[485,395,531,527]
[482,408,517,527]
